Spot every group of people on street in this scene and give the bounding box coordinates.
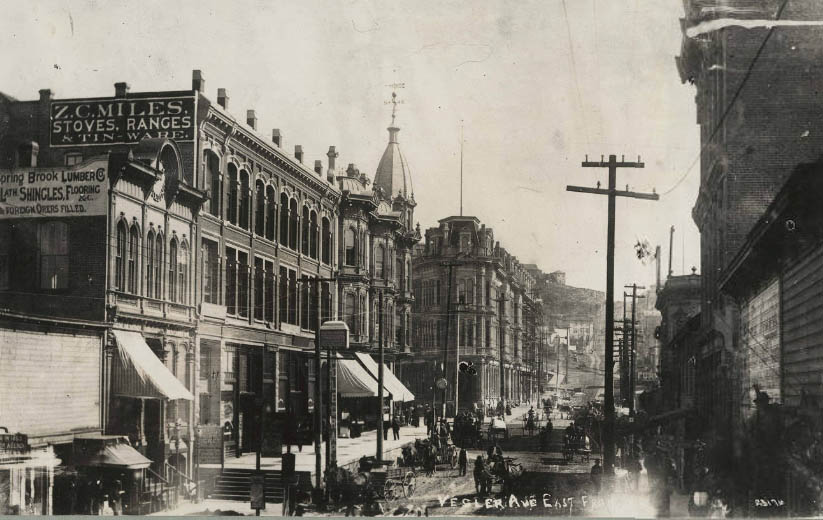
[472,444,505,496]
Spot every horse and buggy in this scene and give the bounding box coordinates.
[401,437,460,475]
[477,456,525,496]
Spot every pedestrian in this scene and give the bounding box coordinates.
[391,417,400,440]
[591,458,603,494]
[473,456,485,495]
[458,448,468,476]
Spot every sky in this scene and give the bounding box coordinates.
[1,0,702,293]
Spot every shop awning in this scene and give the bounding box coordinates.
[75,442,152,470]
[111,330,194,401]
[337,358,380,398]
[354,353,415,402]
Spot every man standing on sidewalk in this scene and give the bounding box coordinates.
[391,417,400,440]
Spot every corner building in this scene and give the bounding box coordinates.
[402,216,540,416]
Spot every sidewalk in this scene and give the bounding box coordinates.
[205,423,430,478]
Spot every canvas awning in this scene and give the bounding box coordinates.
[111,330,194,401]
[337,358,380,398]
[75,442,152,469]
[354,353,415,402]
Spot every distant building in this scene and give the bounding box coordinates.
[401,216,542,415]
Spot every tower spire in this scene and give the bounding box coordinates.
[391,91,398,127]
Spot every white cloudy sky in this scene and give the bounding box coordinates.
[1,0,701,292]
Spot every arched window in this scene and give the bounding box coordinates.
[227,164,238,226]
[375,243,385,279]
[265,186,276,241]
[309,210,318,259]
[279,192,289,246]
[154,233,164,299]
[146,230,155,298]
[169,237,178,302]
[206,151,221,218]
[239,170,250,230]
[128,224,139,294]
[321,217,331,264]
[344,228,356,266]
[289,198,298,251]
[179,241,188,304]
[255,180,265,236]
[301,206,310,254]
[115,221,127,291]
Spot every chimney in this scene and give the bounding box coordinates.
[326,146,338,183]
[246,110,257,130]
[217,88,229,109]
[114,82,130,98]
[191,70,205,92]
[314,160,323,175]
[38,89,52,102]
[294,145,303,163]
[272,129,281,147]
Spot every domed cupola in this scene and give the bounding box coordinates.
[374,92,413,201]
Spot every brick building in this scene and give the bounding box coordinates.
[676,0,823,511]
[401,216,543,415]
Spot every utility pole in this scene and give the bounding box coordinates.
[566,154,658,475]
[377,289,384,460]
[441,260,459,419]
[493,293,509,411]
[309,276,337,492]
[668,226,675,277]
[624,284,646,418]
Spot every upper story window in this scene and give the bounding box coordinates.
[321,217,331,265]
[203,239,220,305]
[265,186,276,242]
[288,198,298,251]
[344,228,356,266]
[301,206,310,255]
[39,221,69,290]
[309,210,318,260]
[169,238,179,302]
[205,151,221,218]
[116,221,127,291]
[65,152,83,166]
[279,192,289,247]
[227,164,238,226]
[375,243,385,279]
[255,180,266,237]
[239,170,250,230]
[128,224,139,294]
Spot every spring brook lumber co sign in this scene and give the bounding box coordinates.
[50,96,195,146]
[0,160,108,219]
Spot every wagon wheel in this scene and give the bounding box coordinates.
[383,480,397,501]
[403,472,417,497]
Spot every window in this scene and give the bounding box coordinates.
[115,221,127,291]
[279,193,289,246]
[288,268,297,324]
[226,247,237,315]
[322,217,331,264]
[279,266,288,324]
[128,225,139,294]
[206,152,221,218]
[40,221,69,290]
[255,180,265,236]
[255,257,264,321]
[146,231,155,298]
[65,152,83,166]
[396,258,402,289]
[169,238,178,302]
[238,251,249,317]
[203,239,219,304]
[435,279,441,305]
[227,164,238,226]
[289,198,298,250]
[0,225,8,290]
[321,282,332,324]
[458,280,465,304]
[265,186,276,241]
[301,206,310,255]
[344,228,356,266]
[239,171,250,230]
[461,317,475,347]
[265,260,275,323]
[155,233,164,299]
[301,276,314,330]
[310,211,318,259]
[278,266,298,326]
[359,230,367,267]
[375,244,385,278]
[179,241,188,304]
[344,293,355,334]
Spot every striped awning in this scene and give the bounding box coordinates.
[337,358,380,398]
[111,330,193,401]
[354,353,415,402]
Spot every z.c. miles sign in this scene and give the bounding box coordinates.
[50,96,195,146]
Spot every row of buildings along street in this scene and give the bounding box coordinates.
[0,69,618,515]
